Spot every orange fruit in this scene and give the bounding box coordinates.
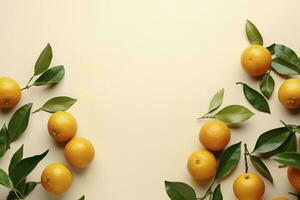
[48,111,77,142]
[241,45,272,76]
[64,137,95,169]
[272,198,289,200]
[0,77,21,109]
[233,173,265,200]
[187,149,217,181]
[199,120,231,151]
[278,78,300,109]
[41,163,73,195]
[288,167,300,190]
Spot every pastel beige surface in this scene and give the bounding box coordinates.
[0,0,299,199]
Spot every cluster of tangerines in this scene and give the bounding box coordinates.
[184,21,300,200]
[0,73,94,195]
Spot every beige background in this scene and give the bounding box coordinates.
[0,0,299,199]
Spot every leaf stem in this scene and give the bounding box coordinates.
[280,120,295,133]
[21,75,35,91]
[32,108,42,114]
[13,189,24,200]
[235,82,244,85]
[197,180,215,200]
[197,113,214,120]
[244,143,249,173]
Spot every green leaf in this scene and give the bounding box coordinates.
[10,150,49,186]
[279,133,297,153]
[213,105,254,125]
[0,124,8,158]
[79,196,85,200]
[237,82,270,113]
[208,88,224,113]
[215,142,241,180]
[8,103,33,143]
[212,184,223,200]
[250,155,273,183]
[259,74,274,99]
[33,65,65,86]
[267,43,275,55]
[274,44,300,67]
[24,182,38,197]
[0,169,13,189]
[272,58,300,75]
[254,127,291,154]
[245,20,263,45]
[40,96,77,113]
[34,43,53,75]
[164,181,197,200]
[9,145,24,179]
[271,152,300,169]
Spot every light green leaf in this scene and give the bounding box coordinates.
[8,103,33,143]
[34,43,53,75]
[165,181,197,200]
[33,65,65,86]
[272,58,300,75]
[215,142,241,180]
[259,73,274,99]
[245,20,263,45]
[274,44,300,67]
[0,169,12,189]
[39,96,77,113]
[271,152,300,169]
[267,43,275,55]
[213,105,254,125]
[250,155,273,183]
[208,88,224,113]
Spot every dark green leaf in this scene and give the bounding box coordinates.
[79,196,85,200]
[279,133,297,153]
[250,155,273,183]
[272,58,300,75]
[213,105,254,125]
[24,182,38,197]
[9,145,24,179]
[0,169,12,189]
[41,96,77,113]
[8,103,33,143]
[16,179,26,195]
[34,43,53,75]
[267,43,275,55]
[33,65,65,86]
[238,82,270,113]
[215,142,241,180]
[271,152,300,169]
[254,127,291,154]
[10,150,49,186]
[259,74,274,99]
[7,179,26,200]
[0,124,8,158]
[245,20,263,45]
[212,184,223,200]
[274,44,300,67]
[208,88,224,113]
[165,181,197,200]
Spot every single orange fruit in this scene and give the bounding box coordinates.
[64,137,95,169]
[278,78,300,109]
[0,77,21,109]
[233,173,265,200]
[288,167,300,190]
[272,198,289,200]
[241,45,272,76]
[187,149,216,181]
[48,111,77,142]
[41,163,73,195]
[199,120,231,151]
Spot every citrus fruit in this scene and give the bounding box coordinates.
[241,45,272,76]
[41,163,73,195]
[272,198,288,200]
[48,111,77,142]
[287,167,300,190]
[64,137,95,169]
[233,172,265,200]
[199,120,231,151]
[187,149,217,181]
[0,77,21,109]
[278,78,300,109]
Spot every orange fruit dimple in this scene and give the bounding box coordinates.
[199,120,231,151]
[233,173,265,200]
[288,167,300,190]
[241,45,272,76]
[64,137,95,169]
[41,163,73,195]
[0,77,21,109]
[278,78,300,109]
[48,111,77,142]
[187,149,217,181]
